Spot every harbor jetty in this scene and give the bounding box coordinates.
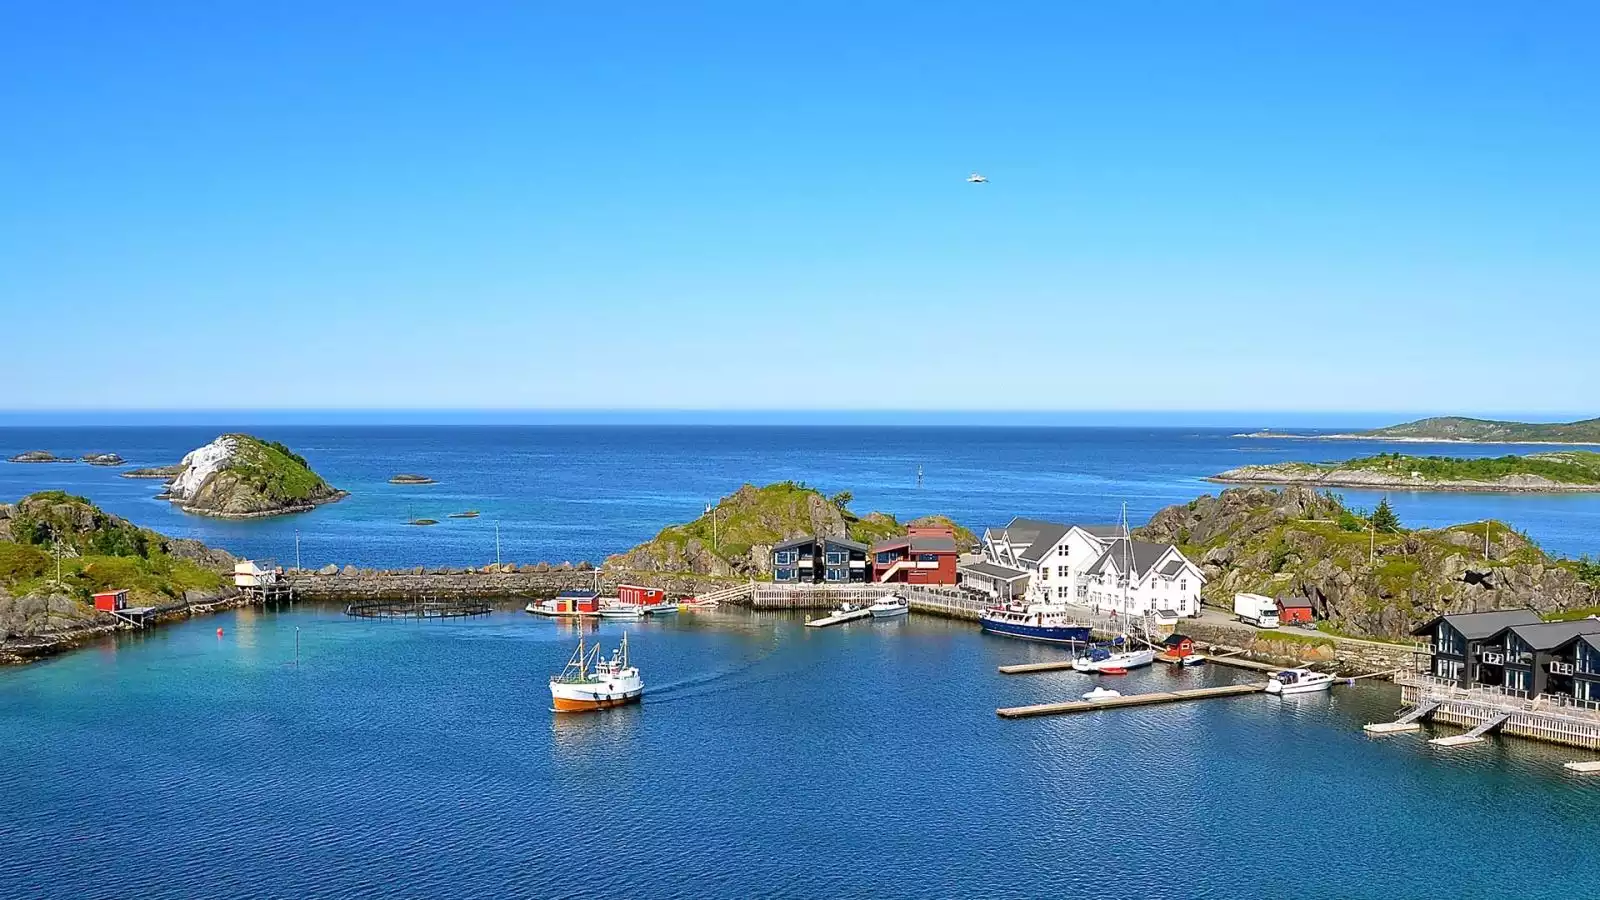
[997,683,1267,719]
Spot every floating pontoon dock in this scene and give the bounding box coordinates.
[1000,653,1285,676]
[805,607,873,628]
[997,683,1267,719]
[1563,761,1600,775]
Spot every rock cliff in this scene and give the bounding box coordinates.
[1136,487,1596,639]
[161,434,347,518]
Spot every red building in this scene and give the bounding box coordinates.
[1277,596,1314,625]
[93,589,129,612]
[618,584,668,610]
[871,526,959,585]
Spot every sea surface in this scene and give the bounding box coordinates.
[2,425,1598,566]
[6,426,1600,898]
[2,607,1598,899]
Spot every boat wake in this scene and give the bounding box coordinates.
[645,631,784,704]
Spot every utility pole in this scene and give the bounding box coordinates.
[51,525,62,585]
[1485,520,1492,561]
[705,503,719,550]
[1369,519,1375,564]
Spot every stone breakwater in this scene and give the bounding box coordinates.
[1176,620,1414,676]
[284,567,739,602]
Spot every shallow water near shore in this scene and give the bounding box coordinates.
[2,425,1598,567]
[2,606,1598,899]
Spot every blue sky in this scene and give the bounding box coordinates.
[2,2,1596,415]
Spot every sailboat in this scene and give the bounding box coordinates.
[1073,504,1157,673]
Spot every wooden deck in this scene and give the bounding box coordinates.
[997,659,1080,675]
[997,682,1267,719]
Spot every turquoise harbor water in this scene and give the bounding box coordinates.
[5,425,1600,898]
[3,607,1599,899]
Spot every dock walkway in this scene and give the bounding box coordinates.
[997,683,1267,719]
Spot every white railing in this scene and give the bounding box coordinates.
[1398,671,1600,722]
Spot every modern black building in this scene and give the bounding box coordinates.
[771,535,870,584]
[1414,609,1600,700]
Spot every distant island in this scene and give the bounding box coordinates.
[1239,415,1600,445]
[8,451,71,463]
[81,453,125,466]
[157,434,348,518]
[1212,451,1600,493]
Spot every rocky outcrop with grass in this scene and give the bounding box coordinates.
[159,434,347,518]
[1136,486,1595,639]
[604,482,977,578]
[1213,451,1600,492]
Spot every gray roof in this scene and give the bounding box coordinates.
[910,534,956,553]
[1077,525,1125,539]
[1158,559,1186,577]
[1410,608,1541,639]
[1085,539,1177,579]
[1583,633,1600,654]
[822,536,868,552]
[1508,619,1600,652]
[960,560,1030,581]
[1277,596,1313,609]
[772,536,817,553]
[991,517,1071,563]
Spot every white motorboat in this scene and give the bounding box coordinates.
[599,603,644,619]
[868,596,909,619]
[1266,667,1336,695]
[806,603,873,628]
[1082,686,1123,702]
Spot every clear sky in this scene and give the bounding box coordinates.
[2,2,1596,415]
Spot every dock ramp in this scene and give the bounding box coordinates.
[1363,701,1440,735]
[1429,712,1513,748]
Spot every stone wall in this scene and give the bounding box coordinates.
[1177,619,1415,675]
[284,567,740,602]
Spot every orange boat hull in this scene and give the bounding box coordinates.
[551,693,642,713]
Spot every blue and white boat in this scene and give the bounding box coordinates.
[978,603,1093,645]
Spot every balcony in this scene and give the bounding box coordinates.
[1551,661,1577,676]
[1479,651,1506,665]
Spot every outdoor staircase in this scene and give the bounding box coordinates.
[1363,701,1440,735]
[1395,701,1440,725]
[693,581,755,606]
[1429,712,1514,747]
[875,559,914,583]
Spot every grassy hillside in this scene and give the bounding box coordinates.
[1136,486,1593,638]
[221,434,339,504]
[606,482,976,577]
[1363,416,1600,443]
[1,491,227,605]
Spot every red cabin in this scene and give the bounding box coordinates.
[554,589,601,615]
[1161,633,1196,659]
[93,589,129,612]
[1276,596,1314,625]
[618,584,667,608]
[871,526,960,585]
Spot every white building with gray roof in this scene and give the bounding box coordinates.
[1081,538,1205,620]
[972,517,1142,607]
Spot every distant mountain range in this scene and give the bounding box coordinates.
[1242,416,1600,445]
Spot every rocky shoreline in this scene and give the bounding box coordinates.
[1210,465,1600,493]
[169,490,352,519]
[1235,432,1600,446]
[0,588,248,666]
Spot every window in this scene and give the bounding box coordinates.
[826,552,843,565]
[1179,579,1187,591]
[776,568,794,581]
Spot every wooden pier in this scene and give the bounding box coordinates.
[804,607,873,628]
[998,659,1079,675]
[997,682,1267,719]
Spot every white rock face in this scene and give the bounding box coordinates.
[167,436,238,501]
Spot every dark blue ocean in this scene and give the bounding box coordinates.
[4,426,1600,899]
[2,425,1598,566]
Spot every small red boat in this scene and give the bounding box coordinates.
[1099,667,1129,675]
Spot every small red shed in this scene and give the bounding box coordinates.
[618,585,667,608]
[93,589,129,612]
[1161,633,1196,659]
[1276,596,1314,625]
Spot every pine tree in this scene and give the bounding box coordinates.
[1371,497,1401,533]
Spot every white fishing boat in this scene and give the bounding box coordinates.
[599,602,644,619]
[1265,667,1336,695]
[644,602,678,616]
[549,632,644,712]
[868,595,909,619]
[1082,686,1123,702]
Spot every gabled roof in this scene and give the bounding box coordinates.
[822,536,868,552]
[1410,608,1541,639]
[959,560,1030,581]
[1085,539,1181,580]
[1075,525,1125,539]
[1158,559,1186,577]
[1277,596,1313,610]
[1507,619,1600,652]
[1582,634,1600,655]
[1163,633,1193,646]
[557,589,598,599]
[1002,518,1073,563]
[909,534,956,553]
[772,536,818,553]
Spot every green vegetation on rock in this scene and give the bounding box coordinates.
[1214,451,1600,491]
[1136,486,1589,639]
[1,492,232,637]
[166,434,346,518]
[604,482,976,578]
[1361,416,1600,444]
